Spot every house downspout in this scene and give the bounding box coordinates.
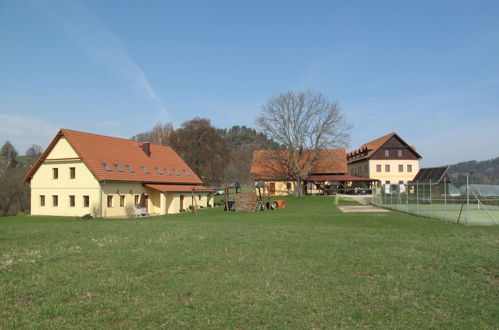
[100,180,105,218]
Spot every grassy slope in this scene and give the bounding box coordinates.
[0,197,497,328]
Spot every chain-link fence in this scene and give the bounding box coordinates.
[372,179,499,225]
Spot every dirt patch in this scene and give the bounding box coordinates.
[337,206,390,213]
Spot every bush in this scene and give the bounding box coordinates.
[91,204,102,218]
[125,203,136,218]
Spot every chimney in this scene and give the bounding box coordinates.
[142,142,151,157]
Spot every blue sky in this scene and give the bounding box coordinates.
[1,0,498,166]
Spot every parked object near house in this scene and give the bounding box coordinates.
[24,129,214,217]
[250,149,377,196]
[347,132,422,185]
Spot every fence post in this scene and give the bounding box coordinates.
[416,181,419,216]
[430,179,432,218]
[466,175,470,226]
[444,176,447,222]
[406,183,409,212]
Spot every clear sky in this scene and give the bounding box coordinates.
[1,0,498,167]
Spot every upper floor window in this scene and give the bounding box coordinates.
[384,149,389,157]
[407,164,413,172]
[385,164,390,172]
[69,167,75,179]
[53,168,58,179]
[376,164,382,172]
[397,150,402,157]
[398,164,403,172]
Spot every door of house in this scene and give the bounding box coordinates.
[180,195,184,211]
[269,183,276,195]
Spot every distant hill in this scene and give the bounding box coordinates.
[448,157,499,186]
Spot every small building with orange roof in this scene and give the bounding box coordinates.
[24,129,214,217]
[347,132,422,185]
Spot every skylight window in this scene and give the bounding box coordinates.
[101,162,113,172]
[141,166,150,174]
[125,164,135,173]
[182,169,191,176]
[155,167,164,175]
[164,168,172,176]
[113,164,125,173]
[172,168,181,176]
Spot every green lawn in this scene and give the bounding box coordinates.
[1,197,498,328]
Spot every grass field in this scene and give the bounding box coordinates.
[1,197,498,328]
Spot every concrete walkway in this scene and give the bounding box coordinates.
[337,205,390,213]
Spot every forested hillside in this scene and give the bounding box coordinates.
[448,156,499,185]
[132,120,279,185]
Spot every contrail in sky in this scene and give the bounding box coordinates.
[33,0,167,115]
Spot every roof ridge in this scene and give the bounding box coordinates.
[61,128,172,149]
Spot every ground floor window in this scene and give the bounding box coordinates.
[107,195,113,207]
[83,195,89,207]
[134,195,139,207]
[286,182,292,190]
[120,195,125,207]
[40,195,45,207]
[69,195,75,207]
[52,195,58,207]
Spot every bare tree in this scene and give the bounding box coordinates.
[131,122,173,146]
[256,90,351,196]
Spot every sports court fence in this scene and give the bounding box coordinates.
[372,178,499,225]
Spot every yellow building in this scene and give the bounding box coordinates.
[24,129,213,217]
[347,132,422,185]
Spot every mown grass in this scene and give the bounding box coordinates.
[1,197,498,328]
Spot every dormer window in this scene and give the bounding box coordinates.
[125,164,135,173]
[155,167,164,175]
[172,168,181,176]
[102,162,113,172]
[164,168,172,176]
[384,149,389,157]
[183,169,191,176]
[113,164,125,173]
[397,149,402,157]
[141,166,150,174]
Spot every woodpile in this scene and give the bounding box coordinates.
[234,193,257,212]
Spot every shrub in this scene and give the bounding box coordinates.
[125,203,136,218]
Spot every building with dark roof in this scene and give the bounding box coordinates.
[347,132,422,185]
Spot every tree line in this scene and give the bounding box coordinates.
[0,142,42,216]
[131,119,279,186]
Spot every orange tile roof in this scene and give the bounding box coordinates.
[250,149,347,180]
[347,132,421,163]
[24,129,202,185]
